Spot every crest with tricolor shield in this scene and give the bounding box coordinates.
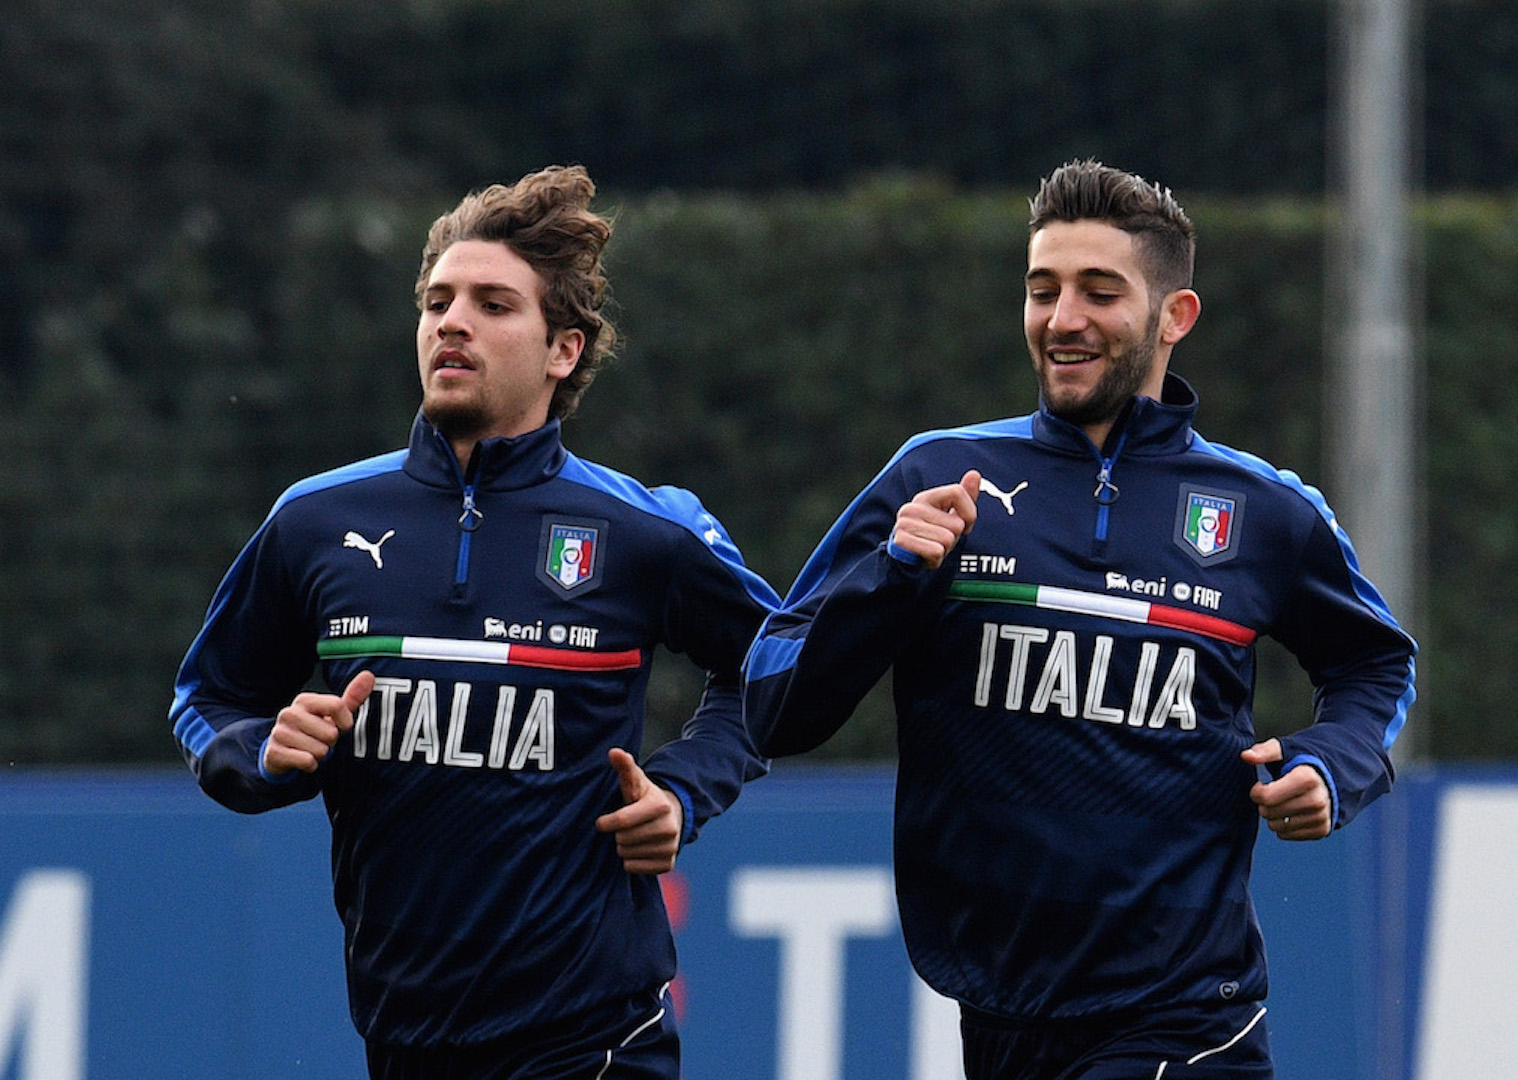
[537,518,608,594]
[1174,489,1244,564]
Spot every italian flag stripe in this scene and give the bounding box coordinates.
[948,581,1256,647]
[316,635,643,671]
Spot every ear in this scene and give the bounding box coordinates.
[1158,289,1201,345]
[547,328,585,380]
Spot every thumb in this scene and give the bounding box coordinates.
[336,671,375,732]
[961,470,981,503]
[608,747,650,805]
[1240,738,1282,765]
[343,670,376,712]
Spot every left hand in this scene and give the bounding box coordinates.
[891,470,981,570]
[594,748,685,874]
[1242,739,1332,840]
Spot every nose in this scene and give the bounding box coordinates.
[435,298,469,337]
[1047,293,1087,334]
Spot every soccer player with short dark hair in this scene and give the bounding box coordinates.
[744,159,1416,1079]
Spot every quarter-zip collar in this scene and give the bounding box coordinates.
[1031,371,1199,459]
[401,409,569,492]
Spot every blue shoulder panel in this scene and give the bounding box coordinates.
[777,417,1035,613]
[557,454,779,609]
[170,451,409,760]
[746,418,1035,683]
[1188,434,1417,749]
[268,450,408,518]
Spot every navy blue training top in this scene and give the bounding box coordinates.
[174,411,778,1046]
[745,373,1415,1021]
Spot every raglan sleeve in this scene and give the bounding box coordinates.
[638,495,782,843]
[742,455,959,759]
[169,511,324,814]
[1268,504,1418,828]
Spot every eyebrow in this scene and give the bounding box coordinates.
[423,281,532,302]
[1025,267,1132,287]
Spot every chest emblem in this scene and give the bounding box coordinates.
[343,529,395,569]
[538,517,608,594]
[1175,490,1244,564]
[980,478,1029,517]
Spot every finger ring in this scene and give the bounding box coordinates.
[1283,816,1291,826]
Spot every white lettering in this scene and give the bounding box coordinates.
[483,619,545,640]
[1104,572,1166,597]
[1030,630,1079,717]
[1148,648,1197,729]
[913,979,969,1080]
[995,624,1049,710]
[399,680,441,763]
[354,680,556,770]
[488,686,519,769]
[327,615,369,637]
[974,624,1000,707]
[972,624,1198,732]
[731,868,895,1080]
[959,554,1018,576]
[1082,636,1126,724]
[569,625,600,647]
[442,683,483,767]
[1129,642,1161,726]
[508,690,556,770]
[354,676,413,759]
[0,870,89,1080]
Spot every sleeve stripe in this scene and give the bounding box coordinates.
[744,635,805,682]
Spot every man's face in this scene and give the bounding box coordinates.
[1023,220,1166,441]
[416,239,581,449]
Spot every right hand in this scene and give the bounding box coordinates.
[890,470,982,570]
[263,671,375,775]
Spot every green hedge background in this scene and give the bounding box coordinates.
[2,0,1513,763]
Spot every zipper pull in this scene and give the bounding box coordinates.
[1093,462,1120,505]
[458,487,483,532]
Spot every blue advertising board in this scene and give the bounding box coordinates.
[0,765,1511,1080]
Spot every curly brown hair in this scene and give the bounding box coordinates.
[416,165,617,421]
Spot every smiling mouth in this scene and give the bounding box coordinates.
[1048,350,1097,365]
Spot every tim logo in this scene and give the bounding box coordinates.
[1176,489,1244,565]
[538,518,608,595]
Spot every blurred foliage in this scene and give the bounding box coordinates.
[3,182,1513,764]
[1,0,1513,764]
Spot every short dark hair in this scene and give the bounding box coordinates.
[1028,159,1196,299]
[416,165,616,421]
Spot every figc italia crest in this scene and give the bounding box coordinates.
[1174,489,1244,565]
[537,518,608,594]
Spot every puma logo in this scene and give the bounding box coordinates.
[343,529,395,569]
[980,479,1028,516]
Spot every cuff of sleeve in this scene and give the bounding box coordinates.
[659,778,698,847]
[887,537,924,566]
[256,737,300,786]
[1282,751,1340,827]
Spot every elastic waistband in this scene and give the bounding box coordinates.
[959,998,1263,1033]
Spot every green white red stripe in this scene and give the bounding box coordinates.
[317,635,643,671]
[948,581,1256,647]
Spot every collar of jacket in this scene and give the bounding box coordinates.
[1031,371,1199,458]
[401,409,569,491]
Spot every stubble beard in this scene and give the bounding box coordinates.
[1039,315,1159,431]
[422,390,489,447]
